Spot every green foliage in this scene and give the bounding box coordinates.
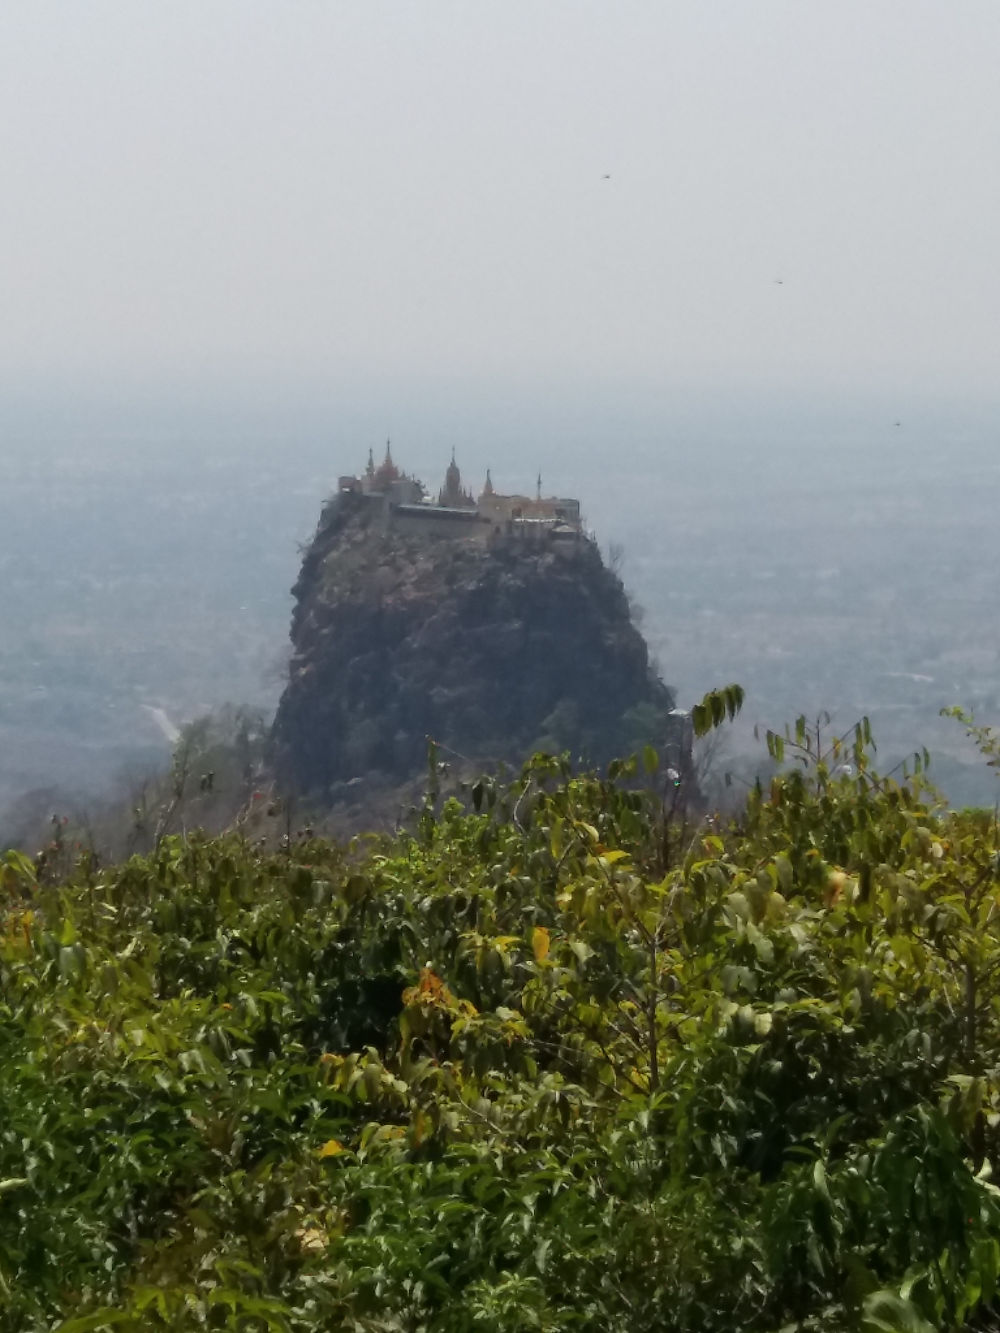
[942,705,1000,783]
[691,682,744,737]
[5,714,1000,1329]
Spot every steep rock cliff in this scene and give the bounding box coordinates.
[272,490,675,797]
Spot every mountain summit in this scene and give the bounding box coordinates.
[272,451,677,799]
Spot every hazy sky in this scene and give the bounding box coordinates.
[4,2,1000,408]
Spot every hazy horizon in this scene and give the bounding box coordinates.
[3,5,999,822]
[3,386,998,822]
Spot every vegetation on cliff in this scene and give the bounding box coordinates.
[3,700,1000,1330]
[272,490,676,799]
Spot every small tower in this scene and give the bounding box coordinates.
[445,448,460,495]
[482,468,494,496]
[439,448,475,508]
[374,438,400,488]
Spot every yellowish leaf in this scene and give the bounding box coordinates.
[410,1108,432,1147]
[532,925,550,963]
[296,1225,327,1253]
[318,1138,344,1158]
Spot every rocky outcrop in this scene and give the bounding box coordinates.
[272,489,675,797]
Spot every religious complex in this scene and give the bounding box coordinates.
[338,443,582,542]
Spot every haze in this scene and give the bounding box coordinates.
[4,2,1000,405]
[2,4,1000,823]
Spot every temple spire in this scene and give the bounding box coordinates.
[536,472,542,501]
[439,448,475,509]
[372,438,400,487]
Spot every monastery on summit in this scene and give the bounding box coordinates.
[339,443,582,542]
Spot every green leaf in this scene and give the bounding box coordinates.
[862,1290,936,1333]
[56,1313,131,1333]
[692,684,744,737]
[812,1159,830,1201]
[775,853,793,892]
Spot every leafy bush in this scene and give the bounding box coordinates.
[3,702,1000,1329]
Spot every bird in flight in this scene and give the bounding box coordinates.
[602,173,611,180]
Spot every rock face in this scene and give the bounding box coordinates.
[272,489,675,797]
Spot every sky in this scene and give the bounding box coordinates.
[3,2,1000,414]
